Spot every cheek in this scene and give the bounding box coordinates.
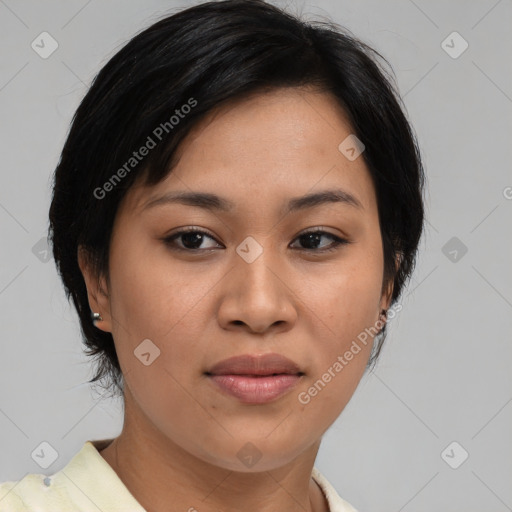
[107,239,221,377]
[295,247,383,411]
[304,247,383,343]
[109,236,188,333]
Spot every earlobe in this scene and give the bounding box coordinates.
[378,254,398,326]
[91,311,103,325]
[378,250,402,327]
[77,246,112,332]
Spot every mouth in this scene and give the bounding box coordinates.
[205,373,304,404]
[205,353,305,404]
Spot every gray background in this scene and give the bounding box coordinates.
[1,1,511,511]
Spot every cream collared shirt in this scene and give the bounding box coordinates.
[0,439,359,512]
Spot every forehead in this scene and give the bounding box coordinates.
[124,87,377,217]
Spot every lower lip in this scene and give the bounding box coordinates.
[207,374,302,404]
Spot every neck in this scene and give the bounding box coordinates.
[99,397,329,512]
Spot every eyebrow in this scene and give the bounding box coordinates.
[141,188,364,214]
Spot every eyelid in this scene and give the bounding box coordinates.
[292,225,351,242]
[297,225,345,238]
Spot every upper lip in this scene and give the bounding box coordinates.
[206,353,304,376]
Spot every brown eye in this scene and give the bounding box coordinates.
[163,228,221,251]
[162,227,350,253]
[290,229,350,252]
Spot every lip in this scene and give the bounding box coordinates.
[205,353,304,404]
[207,374,303,404]
[206,353,303,376]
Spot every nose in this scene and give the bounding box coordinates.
[217,242,297,335]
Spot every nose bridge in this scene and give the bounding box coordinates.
[234,234,281,294]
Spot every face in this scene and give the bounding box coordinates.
[79,87,393,473]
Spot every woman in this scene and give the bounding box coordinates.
[0,0,425,510]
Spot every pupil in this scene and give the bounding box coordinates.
[303,233,320,249]
[182,232,203,249]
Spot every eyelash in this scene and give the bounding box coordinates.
[162,227,350,254]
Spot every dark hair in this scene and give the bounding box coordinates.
[48,0,425,398]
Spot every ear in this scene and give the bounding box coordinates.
[77,245,112,333]
[378,251,402,319]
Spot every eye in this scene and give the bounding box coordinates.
[289,228,350,253]
[163,227,350,254]
[163,227,221,251]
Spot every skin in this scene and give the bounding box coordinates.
[78,86,394,512]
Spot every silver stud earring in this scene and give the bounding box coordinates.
[91,312,103,324]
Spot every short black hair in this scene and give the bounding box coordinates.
[48,0,426,398]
